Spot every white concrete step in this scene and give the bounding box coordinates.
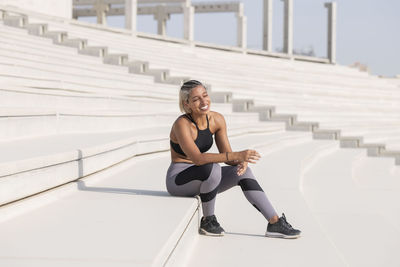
[0,84,235,114]
[0,121,284,165]
[0,130,309,266]
[117,38,396,92]
[187,139,400,265]
[3,15,400,165]
[0,152,200,267]
[43,22,374,86]
[301,148,400,266]
[279,107,400,119]
[0,47,154,85]
[0,121,285,205]
[27,17,357,77]
[0,85,179,110]
[0,127,170,165]
[187,139,346,266]
[0,109,262,140]
[352,156,400,231]
[0,110,177,140]
[1,10,394,91]
[7,14,396,98]
[0,128,169,206]
[0,76,178,101]
[0,63,179,98]
[224,86,400,107]
[0,39,157,83]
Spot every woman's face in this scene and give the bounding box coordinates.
[185,86,211,115]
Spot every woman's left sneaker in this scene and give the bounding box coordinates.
[265,213,301,239]
[199,215,225,236]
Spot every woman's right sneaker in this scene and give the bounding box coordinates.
[199,215,225,236]
[265,213,301,239]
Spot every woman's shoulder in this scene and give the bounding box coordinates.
[209,111,226,133]
[173,114,191,128]
[209,111,225,123]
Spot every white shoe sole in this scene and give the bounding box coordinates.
[265,231,301,239]
[199,228,225,236]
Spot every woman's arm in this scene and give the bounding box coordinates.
[173,117,227,165]
[213,112,261,166]
[174,115,260,166]
[213,112,238,165]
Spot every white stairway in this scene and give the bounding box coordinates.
[1,5,399,164]
[0,5,399,267]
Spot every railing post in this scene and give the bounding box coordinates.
[125,0,137,31]
[183,0,194,42]
[94,0,109,26]
[263,0,273,52]
[325,2,337,64]
[154,4,169,36]
[237,3,247,49]
[282,0,293,56]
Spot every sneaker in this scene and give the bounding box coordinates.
[265,213,301,239]
[199,215,225,236]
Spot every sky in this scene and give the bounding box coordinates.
[81,0,400,77]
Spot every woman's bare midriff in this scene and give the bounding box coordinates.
[170,150,195,164]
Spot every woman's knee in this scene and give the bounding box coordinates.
[207,163,222,186]
[237,167,264,192]
[242,166,255,178]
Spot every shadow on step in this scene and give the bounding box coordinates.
[76,180,171,198]
[225,232,265,238]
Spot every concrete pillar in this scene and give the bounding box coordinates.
[282,0,293,55]
[262,0,273,52]
[125,0,137,31]
[325,2,337,64]
[94,0,109,26]
[236,3,247,49]
[183,0,194,42]
[154,5,169,36]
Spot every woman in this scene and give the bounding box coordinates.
[166,80,301,238]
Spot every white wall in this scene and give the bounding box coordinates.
[0,0,72,18]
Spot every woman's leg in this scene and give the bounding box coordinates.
[166,162,221,217]
[218,165,278,221]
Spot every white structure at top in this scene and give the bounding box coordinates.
[0,0,72,18]
[325,2,337,64]
[73,0,247,48]
[0,0,336,62]
[262,0,273,52]
[263,0,337,63]
[125,0,137,30]
[281,0,293,55]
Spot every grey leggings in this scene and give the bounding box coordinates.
[166,162,277,220]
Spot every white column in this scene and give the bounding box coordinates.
[125,0,137,31]
[236,3,247,49]
[94,0,109,26]
[154,5,169,36]
[282,0,293,55]
[325,2,337,64]
[263,0,273,52]
[183,0,194,42]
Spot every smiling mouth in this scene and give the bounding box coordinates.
[200,105,209,111]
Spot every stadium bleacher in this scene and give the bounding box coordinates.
[0,4,399,266]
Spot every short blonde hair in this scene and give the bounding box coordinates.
[179,80,206,113]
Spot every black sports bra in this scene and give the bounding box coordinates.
[170,114,214,157]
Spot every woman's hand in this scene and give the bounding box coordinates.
[238,149,261,163]
[236,161,248,176]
